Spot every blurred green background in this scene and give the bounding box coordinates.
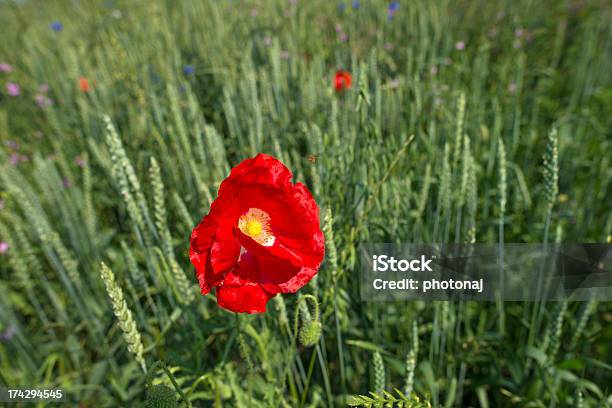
[0,0,610,406]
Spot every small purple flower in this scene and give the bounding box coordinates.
[430,65,438,75]
[75,156,86,167]
[38,84,50,93]
[62,178,72,188]
[6,82,20,96]
[10,153,20,166]
[50,21,63,32]
[383,42,393,50]
[335,23,343,33]
[515,28,524,38]
[455,41,465,50]
[5,140,18,149]
[508,83,517,93]
[0,241,8,254]
[183,65,194,75]
[289,0,298,5]
[35,94,53,108]
[0,63,13,73]
[339,32,348,42]
[352,0,360,9]
[0,199,4,210]
[250,8,258,17]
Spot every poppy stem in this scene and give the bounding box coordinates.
[299,348,318,408]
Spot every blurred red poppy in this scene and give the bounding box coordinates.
[79,77,90,92]
[334,70,352,91]
[190,154,325,313]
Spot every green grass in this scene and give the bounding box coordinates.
[0,0,611,406]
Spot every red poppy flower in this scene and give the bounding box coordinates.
[190,154,325,313]
[334,70,352,91]
[79,77,90,92]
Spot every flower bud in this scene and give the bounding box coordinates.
[145,384,177,408]
[299,320,322,347]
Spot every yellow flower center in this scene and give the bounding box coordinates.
[238,208,275,246]
[244,219,262,238]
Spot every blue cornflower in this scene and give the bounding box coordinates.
[337,3,346,11]
[387,1,399,21]
[352,0,360,9]
[183,65,195,75]
[50,21,63,32]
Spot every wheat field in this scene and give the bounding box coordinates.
[0,0,610,407]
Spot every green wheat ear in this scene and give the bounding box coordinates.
[453,92,466,166]
[322,208,339,282]
[100,262,146,373]
[546,301,567,361]
[543,127,559,210]
[498,137,507,215]
[145,384,177,408]
[404,320,419,395]
[372,351,385,394]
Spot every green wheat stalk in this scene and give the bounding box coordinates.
[150,157,173,257]
[543,128,559,212]
[100,262,146,373]
[453,92,466,166]
[372,351,385,394]
[404,320,419,396]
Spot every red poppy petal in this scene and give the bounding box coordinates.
[216,284,272,314]
[194,251,213,294]
[279,266,320,293]
[236,184,324,268]
[190,193,240,293]
[190,219,217,294]
[255,254,318,293]
[218,153,292,197]
[215,252,273,313]
[275,182,325,267]
[235,229,303,266]
[210,201,241,276]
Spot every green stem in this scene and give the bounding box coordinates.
[299,349,318,408]
[146,360,192,408]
